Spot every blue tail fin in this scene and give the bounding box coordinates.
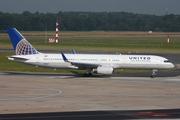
[7,28,39,55]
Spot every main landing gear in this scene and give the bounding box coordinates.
[151,69,157,78]
[83,68,92,77]
[83,73,92,77]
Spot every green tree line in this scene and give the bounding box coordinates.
[0,11,180,32]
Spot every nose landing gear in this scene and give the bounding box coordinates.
[151,69,157,78]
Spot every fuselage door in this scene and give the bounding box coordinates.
[36,56,39,63]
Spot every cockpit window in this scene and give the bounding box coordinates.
[164,60,170,63]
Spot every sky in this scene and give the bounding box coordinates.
[0,0,180,15]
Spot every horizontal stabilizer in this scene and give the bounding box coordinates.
[7,56,29,61]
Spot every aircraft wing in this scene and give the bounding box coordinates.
[61,52,99,68]
[70,62,99,68]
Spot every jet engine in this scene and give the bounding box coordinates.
[93,66,114,75]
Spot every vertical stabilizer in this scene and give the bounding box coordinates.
[7,28,39,55]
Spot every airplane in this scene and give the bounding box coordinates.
[7,28,174,78]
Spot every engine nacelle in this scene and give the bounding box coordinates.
[96,66,114,75]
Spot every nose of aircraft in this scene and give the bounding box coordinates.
[170,63,174,68]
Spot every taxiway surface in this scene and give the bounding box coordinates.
[0,49,180,119]
[0,70,180,114]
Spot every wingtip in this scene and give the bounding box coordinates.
[61,52,69,62]
[72,49,76,54]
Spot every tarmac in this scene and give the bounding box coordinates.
[0,69,180,119]
[0,49,180,119]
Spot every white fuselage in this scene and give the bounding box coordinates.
[9,53,174,70]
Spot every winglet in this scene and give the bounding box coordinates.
[61,52,70,62]
[72,49,76,54]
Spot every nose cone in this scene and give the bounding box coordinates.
[170,63,174,68]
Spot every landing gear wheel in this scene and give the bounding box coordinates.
[83,73,92,77]
[83,68,92,77]
[151,75,155,78]
[151,69,157,78]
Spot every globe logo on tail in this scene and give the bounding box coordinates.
[16,39,38,55]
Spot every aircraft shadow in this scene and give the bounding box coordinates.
[2,71,110,78]
[2,68,180,78]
